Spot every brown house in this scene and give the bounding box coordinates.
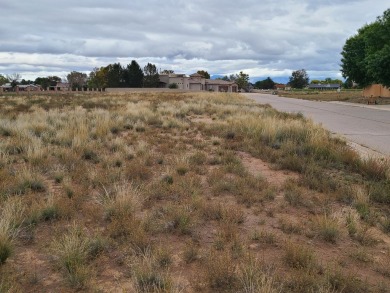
[159,73,238,92]
[274,84,286,90]
[49,82,70,91]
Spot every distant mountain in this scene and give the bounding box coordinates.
[210,75,290,84]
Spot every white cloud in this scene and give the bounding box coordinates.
[0,0,388,81]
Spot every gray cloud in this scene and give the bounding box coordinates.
[0,0,388,81]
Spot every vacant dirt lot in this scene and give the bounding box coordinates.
[0,92,389,292]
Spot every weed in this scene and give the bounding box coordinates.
[131,249,174,293]
[0,236,12,265]
[360,157,389,181]
[238,256,281,293]
[369,180,390,204]
[51,224,91,289]
[326,267,366,293]
[353,226,378,246]
[9,168,47,194]
[82,149,99,163]
[283,180,303,207]
[0,198,25,264]
[279,218,302,235]
[204,251,238,291]
[284,241,316,269]
[156,247,172,268]
[183,242,199,264]
[381,216,390,234]
[165,205,193,235]
[349,248,373,263]
[346,211,358,237]
[251,230,276,245]
[88,236,108,259]
[313,214,340,243]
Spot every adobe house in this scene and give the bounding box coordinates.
[205,79,238,92]
[17,84,42,92]
[159,73,238,92]
[49,82,70,91]
[274,84,286,90]
[0,83,13,92]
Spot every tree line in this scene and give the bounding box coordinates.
[0,61,162,90]
[253,70,345,90]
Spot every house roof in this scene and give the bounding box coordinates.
[275,84,285,88]
[18,84,40,88]
[205,79,237,86]
[308,84,341,89]
[56,82,70,87]
[190,73,203,78]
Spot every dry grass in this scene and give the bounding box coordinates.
[0,91,388,292]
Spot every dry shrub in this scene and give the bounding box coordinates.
[203,250,238,291]
[312,214,341,243]
[238,256,281,293]
[0,198,25,264]
[325,267,366,293]
[283,179,304,207]
[124,159,152,182]
[131,249,175,293]
[98,182,143,220]
[279,217,302,235]
[51,224,91,289]
[251,230,277,245]
[283,241,316,269]
[359,157,389,181]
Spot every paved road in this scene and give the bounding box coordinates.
[244,93,390,155]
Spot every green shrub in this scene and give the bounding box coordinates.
[168,83,178,89]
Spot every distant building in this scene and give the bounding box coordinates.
[274,84,286,90]
[0,83,13,92]
[307,84,341,90]
[0,83,42,92]
[49,82,70,91]
[159,73,238,92]
[17,84,42,91]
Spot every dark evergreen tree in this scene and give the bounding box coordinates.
[125,60,144,87]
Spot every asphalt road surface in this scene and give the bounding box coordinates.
[244,93,390,156]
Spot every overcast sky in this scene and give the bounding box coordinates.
[0,0,388,82]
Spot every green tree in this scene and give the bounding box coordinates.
[34,76,61,90]
[197,70,210,79]
[105,63,124,88]
[20,79,34,85]
[288,69,309,89]
[67,71,87,89]
[125,60,144,88]
[161,69,174,74]
[341,9,390,87]
[235,71,249,90]
[143,63,159,87]
[254,77,275,89]
[0,74,9,85]
[88,67,108,89]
